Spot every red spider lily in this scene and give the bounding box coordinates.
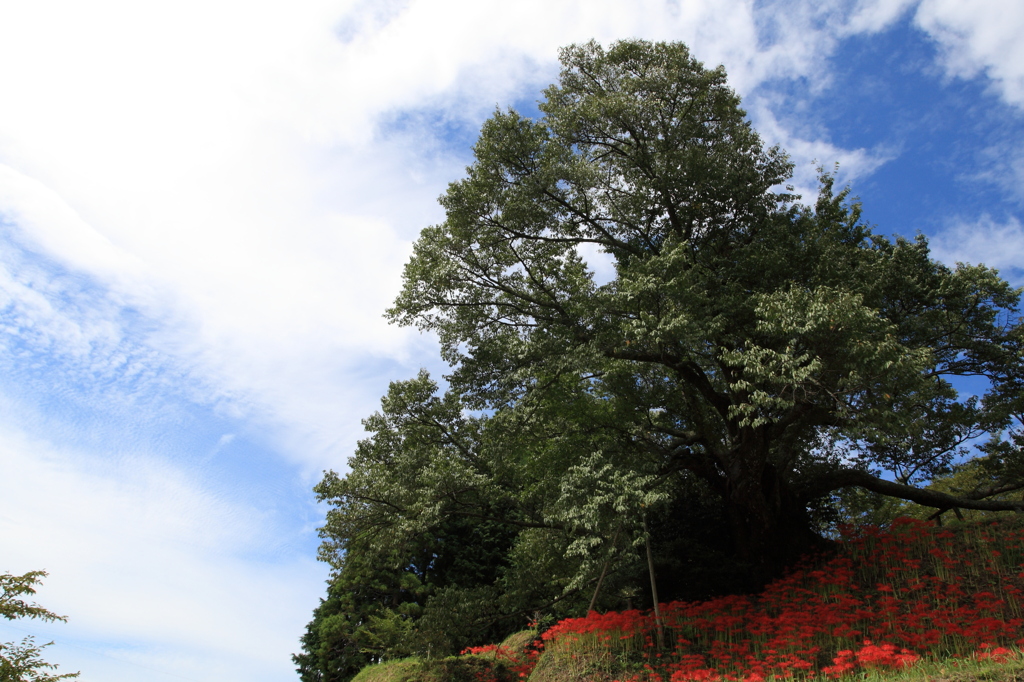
[976,643,1017,664]
[464,517,1024,680]
[460,640,543,681]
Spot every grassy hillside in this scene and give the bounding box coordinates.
[352,517,1024,681]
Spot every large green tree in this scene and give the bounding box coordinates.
[302,38,1024,677]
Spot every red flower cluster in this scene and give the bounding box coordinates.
[461,640,543,680]
[533,517,1024,680]
[819,640,920,677]
[975,642,1017,664]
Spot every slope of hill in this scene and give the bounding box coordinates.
[351,516,1024,682]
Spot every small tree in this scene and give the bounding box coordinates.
[1,571,79,682]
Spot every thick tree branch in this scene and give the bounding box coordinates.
[804,468,1024,512]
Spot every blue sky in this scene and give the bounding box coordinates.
[0,1,1022,680]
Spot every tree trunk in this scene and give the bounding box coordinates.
[723,458,825,589]
[643,516,666,649]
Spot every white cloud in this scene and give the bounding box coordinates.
[914,0,1024,108]
[0,0,894,473]
[929,215,1024,281]
[0,166,162,303]
[575,242,617,288]
[746,103,895,198]
[843,0,918,33]
[0,407,326,682]
[779,0,1024,113]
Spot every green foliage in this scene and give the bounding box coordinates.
[294,533,432,681]
[296,375,531,679]
[0,571,79,682]
[1,573,62,623]
[0,638,79,682]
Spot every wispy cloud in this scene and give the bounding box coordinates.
[929,215,1024,282]
[842,0,918,34]
[745,102,896,198]
[914,0,1024,108]
[0,405,327,682]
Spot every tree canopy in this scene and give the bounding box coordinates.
[298,39,1023,680]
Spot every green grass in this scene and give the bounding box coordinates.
[350,654,518,682]
[499,629,539,655]
[799,650,1024,682]
[349,657,422,682]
